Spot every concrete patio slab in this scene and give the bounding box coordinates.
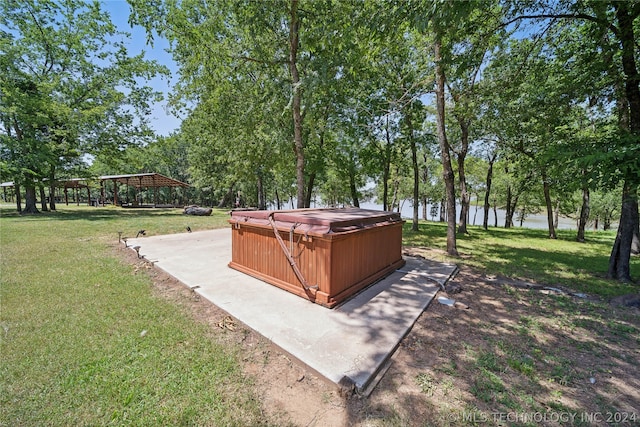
[128,228,457,392]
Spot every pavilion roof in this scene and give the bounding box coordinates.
[99,173,189,188]
[62,178,90,188]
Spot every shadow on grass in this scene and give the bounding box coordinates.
[402,221,638,297]
[0,205,232,238]
[0,206,186,221]
[338,260,640,426]
[355,279,640,426]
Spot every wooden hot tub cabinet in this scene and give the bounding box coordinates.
[228,208,405,308]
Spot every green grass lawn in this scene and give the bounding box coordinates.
[0,204,274,426]
[403,221,639,297]
[1,205,637,425]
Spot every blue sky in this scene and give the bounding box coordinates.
[101,0,181,136]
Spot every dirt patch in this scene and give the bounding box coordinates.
[118,244,640,426]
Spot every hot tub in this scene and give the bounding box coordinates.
[228,208,405,308]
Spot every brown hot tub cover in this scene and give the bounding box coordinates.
[228,208,405,308]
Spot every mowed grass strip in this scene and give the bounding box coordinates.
[0,205,272,426]
[403,221,639,297]
[2,205,638,425]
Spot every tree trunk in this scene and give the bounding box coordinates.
[542,170,557,239]
[440,198,446,222]
[608,180,637,281]
[304,172,315,208]
[493,201,498,227]
[505,184,513,228]
[305,130,327,208]
[483,153,496,230]
[382,162,390,211]
[604,213,612,230]
[608,3,640,280]
[382,117,392,211]
[421,154,429,220]
[22,184,40,214]
[507,194,520,228]
[349,168,359,208]
[577,185,590,243]
[616,4,640,133]
[48,165,56,211]
[217,183,235,208]
[391,166,400,213]
[289,0,305,208]
[407,113,419,231]
[15,182,22,213]
[49,185,56,210]
[632,199,639,255]
[434,37,458,256]
[457,157,469,234]
[39,183,48,212]
[456,119,470,234]
[472,196,479,225]
[257,174,265,210]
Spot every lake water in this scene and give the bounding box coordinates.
[281,199,609,231]
[358,201,582,231]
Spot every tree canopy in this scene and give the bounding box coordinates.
[2,0,638,282]
[1,0,167,212]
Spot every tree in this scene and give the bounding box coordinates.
[129,0,371,209]
[360,112,402,211]
[1,0,165,214]
[487,37,566,238]
[441,4,504,234]
[480,143,499,230]
[591,190,620,231]
[402,0,489,255]
[419,143,444,221]
[288,0,305,207]
[502,0,640,282]
[432,33,458,255]
[402,100,427,231]
[382,29,432,230]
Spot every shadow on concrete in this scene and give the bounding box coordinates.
[128,228,457,394]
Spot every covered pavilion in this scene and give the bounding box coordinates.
[99,173,189,208]
[1,179,93,206]
[61,178,92,206]
[1,181,16,204]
